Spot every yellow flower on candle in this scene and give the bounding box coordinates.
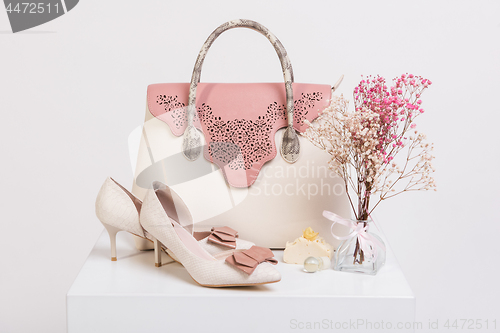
[303,227,319,241]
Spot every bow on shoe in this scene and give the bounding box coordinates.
[225,246,278,274]
[208,226,238,249]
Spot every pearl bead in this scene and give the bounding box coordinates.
[303,256,332,273]
[304,257,320,273]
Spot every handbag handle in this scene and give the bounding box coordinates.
[182,19,300,164]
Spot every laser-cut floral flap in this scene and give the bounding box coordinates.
[147,82,331,188]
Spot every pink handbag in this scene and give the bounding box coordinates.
[131,19,350,249]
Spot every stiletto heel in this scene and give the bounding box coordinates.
[153,236,162,267]
[102,223,121,261]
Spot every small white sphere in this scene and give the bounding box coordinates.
[304,256,320,273]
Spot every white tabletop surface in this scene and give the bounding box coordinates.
[68,231,414,298]
[67,232,415,333]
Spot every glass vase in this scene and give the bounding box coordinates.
[333,220,386,275]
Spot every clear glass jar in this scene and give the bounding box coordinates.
[333,220,386,275]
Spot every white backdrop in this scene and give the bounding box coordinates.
[1,1,499,332]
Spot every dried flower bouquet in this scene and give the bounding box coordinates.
[304,74,436,263]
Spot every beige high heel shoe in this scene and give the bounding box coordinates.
[95,177,147,261]
[140,181,281,287]
[95,177,254,262]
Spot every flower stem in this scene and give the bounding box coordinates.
[353,239,360,264]
[355,189,370,265]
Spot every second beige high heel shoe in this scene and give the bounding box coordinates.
[140,181,281,287]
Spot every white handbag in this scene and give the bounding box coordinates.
[131,19,350,249]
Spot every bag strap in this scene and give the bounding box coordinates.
[182,19,300,164]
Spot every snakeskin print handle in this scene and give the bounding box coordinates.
[182,19,300,164]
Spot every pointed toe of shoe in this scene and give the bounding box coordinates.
[249,262,281,284]
[193,260,281,287]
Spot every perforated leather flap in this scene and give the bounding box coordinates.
[147,82,331,187]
